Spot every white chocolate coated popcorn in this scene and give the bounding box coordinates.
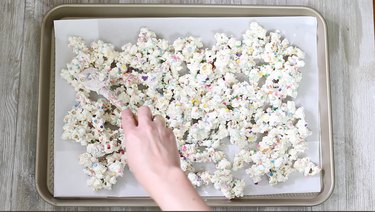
[61,22,320,197]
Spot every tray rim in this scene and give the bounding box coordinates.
[36,3,334,207]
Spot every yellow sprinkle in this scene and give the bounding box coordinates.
[121,64,127,71]
[225,108,230,112]
[203,104,208,108]
[248,136,256,142]
[247,47,254,54]
[191,99,200,105]
[236,59,241,64]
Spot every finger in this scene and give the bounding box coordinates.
[121,109,137,131]
[167,128,176,141]
[137,106,152,124]
[153,115,167,137]
[152,115,166,127]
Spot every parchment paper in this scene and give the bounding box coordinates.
[54,17,321,197]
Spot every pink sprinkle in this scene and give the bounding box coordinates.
[172,55,179,61]
[181,145,187,151]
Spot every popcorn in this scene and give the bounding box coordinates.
[61,22,320,198]
[217,158,232,170]
[188,172,203,187]
[294,157,321,176]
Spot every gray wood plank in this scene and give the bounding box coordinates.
[0,0,25,210]
[283,1,350,211]
[9,0,57,210]
[305,0,375,210]
[9,0,94,211]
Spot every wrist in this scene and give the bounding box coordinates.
[146,167,210,211]
[146,166,185,197]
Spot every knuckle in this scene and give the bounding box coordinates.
[166,128,174,134]
[139,105,150,112]
[143,123,154,131]
[160,129,169,137]
[122,109,133,118]
[166,129,175,139]
[122,121,133,127]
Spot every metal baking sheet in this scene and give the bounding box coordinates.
[37,4,333,207]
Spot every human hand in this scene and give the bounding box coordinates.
[121,106,210,211]
[121,106,180,189]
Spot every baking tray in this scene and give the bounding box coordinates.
[36,4,334,207]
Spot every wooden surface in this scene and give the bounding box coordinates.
[0,0,374,211]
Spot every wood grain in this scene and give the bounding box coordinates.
[0,0,374,211]
[10,0,55,210]
[0,0,25,210]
